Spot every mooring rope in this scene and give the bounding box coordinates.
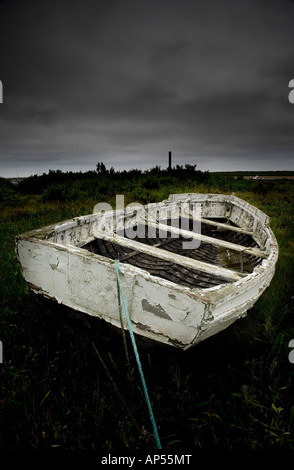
[116,269,130,367]
[115,260,162,450]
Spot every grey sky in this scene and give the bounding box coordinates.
[0,0,294,177]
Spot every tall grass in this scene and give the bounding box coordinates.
[0,170,294,449]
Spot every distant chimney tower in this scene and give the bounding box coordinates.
[168,151,172,170]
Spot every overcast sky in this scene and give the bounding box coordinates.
[0,0,294,177]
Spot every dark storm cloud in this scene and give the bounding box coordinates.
[0,0,294,176]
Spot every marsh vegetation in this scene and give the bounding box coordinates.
[0,167,294,449]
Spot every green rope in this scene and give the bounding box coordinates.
[115,260,162,450]
[116,272,130,367]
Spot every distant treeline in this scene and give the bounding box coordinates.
[17,163,208,192]
[15,164,209,203]
[1,165,293,204]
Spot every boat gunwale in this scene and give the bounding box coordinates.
[15,193,279,301]
[15,232,279,307]
[15,242,277,317]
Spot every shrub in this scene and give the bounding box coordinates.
[42,185,67,202]
[252,182,269,195]
[0,178,15,202]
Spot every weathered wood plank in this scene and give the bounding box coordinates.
[95,231,245,282]
[146,221,267,259]
[189,216,254,235]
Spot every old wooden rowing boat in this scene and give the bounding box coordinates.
[15,193,278,349]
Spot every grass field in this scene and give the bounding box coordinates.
[0,168,294,450]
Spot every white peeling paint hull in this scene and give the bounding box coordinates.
[15,194,279,350]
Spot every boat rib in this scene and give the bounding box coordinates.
[144,221,267,259]
[94,230,245,282]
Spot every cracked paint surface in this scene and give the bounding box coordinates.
[141,299,172,320]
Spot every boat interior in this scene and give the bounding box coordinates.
[83,217,264,289]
